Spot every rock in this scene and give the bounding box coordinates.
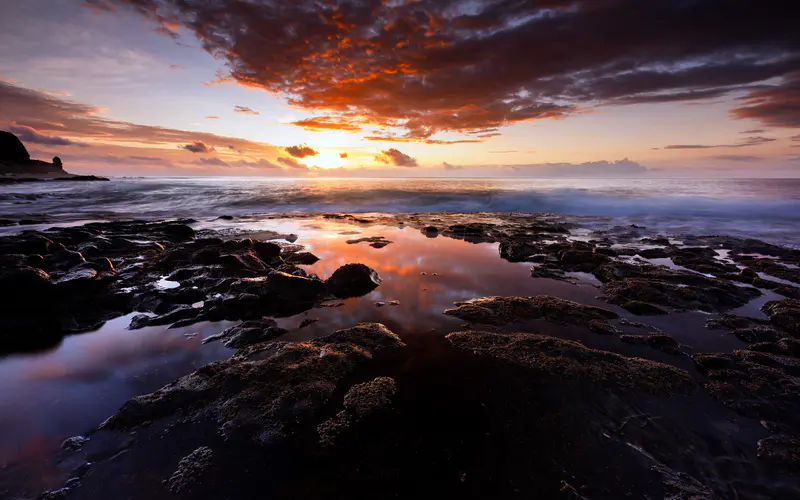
[588,319,619,335]
[638,248,670,259]
[620,333,682,355]
[757,435,800,473]
[499,240,545,262]
[444,295,618,327]
[775,285,800,300]
[101,323,405,447]
[162,224,195,240]
[203,319,287,348]
[318,377,397,446]
[0,130,31,162]
[253,241,282,261]
[345,236,393,248]
[61,435,89,451]
[693,350,800,425]
[326,263,382,298]
[601,277,759,314]
[266,271,326,304]
[618,300,668,316]
[446,331,695,395]
[761,299,800,335]
[168,446,213,493]
[749,337,800,358]
[0,266,51,303]
[299,318,318,329]
[283,251,320,265]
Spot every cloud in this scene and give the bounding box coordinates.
[339,152,348,159]
[128,155,163,162]
[731,73,800,128]
[442,162,463,171]
[285,144,318,158]
[205,116,219,119]
[8,124,86,147]
[740,129,766,134]
[87,0,800,136]
[290,116,362,131]
[277,157,307,169]
[0,79,281,157]
[664,136,776,149]
[194,157,230,167]
[711,155,765,162]
[792,134,800,141]
[374,148,418,167]
[233,105,259,115]
[180,140,215,153]
[507,158,649,177]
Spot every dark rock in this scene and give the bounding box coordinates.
[618,300,669,316]
[267,271,327,304]
[499,240,545,262]
[620,333,682,355]
[203,319,287,348]
[283,251,320,265]
[101,323,405,447]
[318,377,397,446]
[761,299,800,335]
[253,241,282,261]
[757,436,800,474]
[749,338,800,358]
[775,285,800,300]
[444,295,619,327]
[162,224,196,240]
[601,277,759,314]
[299,318,319,329]
[638,248,671,259]
[446,330,695,395]
[0,130,31,162]
[168,446,213,493]
[326,263,382,298]
[61,435,89,451]
[588,319,620,335]
[346,236,392,248]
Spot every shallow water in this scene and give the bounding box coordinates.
[0,216,769,495]
[2,177,799,246]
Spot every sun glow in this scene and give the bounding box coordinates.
[308,151,346,169]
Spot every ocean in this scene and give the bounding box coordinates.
[2,177,799,246]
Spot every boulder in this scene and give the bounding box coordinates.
[326,263,382,298]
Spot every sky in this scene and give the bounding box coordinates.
[0,0,799,177]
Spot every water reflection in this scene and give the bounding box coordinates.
[0,316,235,465]
[0,218,759,490]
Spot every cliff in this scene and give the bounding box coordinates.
[0,130,69,177]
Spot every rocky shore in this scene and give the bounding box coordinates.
[1,212,800,499]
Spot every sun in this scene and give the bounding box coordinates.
[308,151,346,169]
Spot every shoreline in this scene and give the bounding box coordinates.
[1,212,799,499]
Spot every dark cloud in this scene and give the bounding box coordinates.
[792,134,800,141]
[285,144,318,158]
[442,162,463,171]
[731,73,800,128]
[363,135,481,145]
[87,0,800,136]
[233,105,260,115]
[180,140,215,153]
[8,124,86,147]
[374,148,418,167]
[740,129,766,134]
[711,155,765,162]
[664,136,776,149]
